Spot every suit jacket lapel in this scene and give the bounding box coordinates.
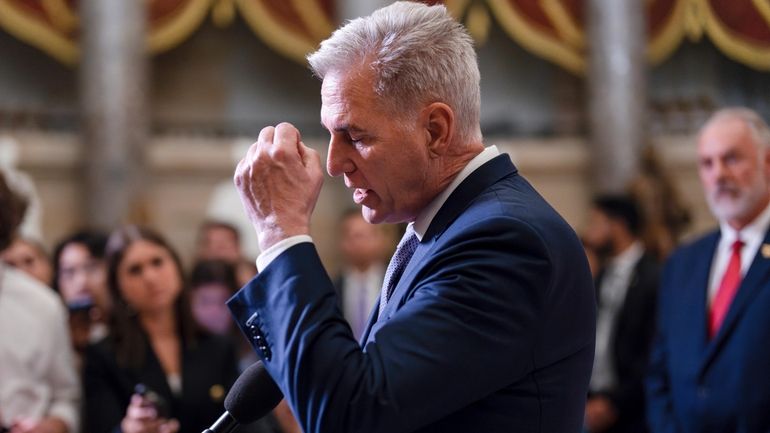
[682,233,719,367]
[360,298,380,344]
[700,229,770,373]
[134,337,176,407]
[375,155,517,323]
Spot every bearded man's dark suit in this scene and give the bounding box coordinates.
[646,229,770,433]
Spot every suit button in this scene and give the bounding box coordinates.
[246,312,260,327]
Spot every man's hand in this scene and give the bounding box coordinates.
[120,394,179,433]
[234,122,324,251]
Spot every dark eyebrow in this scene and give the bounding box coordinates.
[321,121,365,135]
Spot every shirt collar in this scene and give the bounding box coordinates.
[607,241,644,273]
[412,146,500,241]
[719,199,770,245]
[344,263,385,280]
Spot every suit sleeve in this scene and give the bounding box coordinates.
[228,216,558,433]
[645,259,682,433]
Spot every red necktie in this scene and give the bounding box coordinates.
[709,239,744,338]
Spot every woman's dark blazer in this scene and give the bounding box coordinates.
[83,332,239,433]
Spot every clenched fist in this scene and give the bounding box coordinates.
[233,122,324,251]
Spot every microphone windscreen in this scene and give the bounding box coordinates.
[224,361,284,423]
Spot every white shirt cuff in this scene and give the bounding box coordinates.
[256,235,314,272]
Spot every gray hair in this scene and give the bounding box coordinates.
[307,1,481,143]
[702,107,770,149]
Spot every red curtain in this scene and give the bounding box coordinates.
[0,0,768,72]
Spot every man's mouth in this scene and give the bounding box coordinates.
[353,188,369,204]
[714,187,739,199]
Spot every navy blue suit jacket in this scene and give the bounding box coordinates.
[646,229,770,433]
[228,154,596,433]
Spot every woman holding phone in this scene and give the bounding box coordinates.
[82,226,243,433]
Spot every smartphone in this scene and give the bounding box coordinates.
[134,383,171,418]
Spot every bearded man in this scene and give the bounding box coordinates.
[646,107,770,433]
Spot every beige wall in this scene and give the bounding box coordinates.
[1,129,715,275]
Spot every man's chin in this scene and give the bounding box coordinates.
[711,205,738,222]
[361,207,383,224]
[709,200,747,224]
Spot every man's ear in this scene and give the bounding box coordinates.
[420,102,454,157]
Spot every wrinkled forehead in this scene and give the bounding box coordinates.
[698,117,757,154]
[321,68,375,106]
[320,69,388,129]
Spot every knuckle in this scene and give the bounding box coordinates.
[258,126,275,144]
[268,145,287,161]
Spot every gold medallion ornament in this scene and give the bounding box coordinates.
[209,384,225,402]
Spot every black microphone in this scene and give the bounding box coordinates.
[203,361,284,433]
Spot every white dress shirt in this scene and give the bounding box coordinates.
[0,264,80,433]
[341,264,385,338]
[708,200,770,306]
[590,241,644,393]
[256,146,501,271]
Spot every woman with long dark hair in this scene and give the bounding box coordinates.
[83,226,240,433]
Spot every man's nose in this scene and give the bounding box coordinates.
[326,136,354,177]
[712,159,729,181]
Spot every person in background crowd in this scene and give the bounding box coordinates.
[582,195,659,433]
[334,209,390,339]
[646,107,770,433]
[83,226,246,433]
[1,236,53,286]
[0,172,80,433]
[196,220,259,287]
[581,238,602,279]
[189,259,238,337]
[51,231,112,358]
[187,259,293,433]
[196,220,241,264]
